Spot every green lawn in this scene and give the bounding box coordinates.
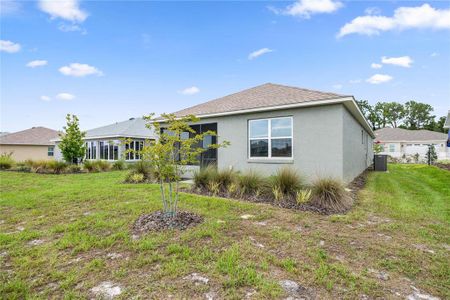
[1,164,449,299]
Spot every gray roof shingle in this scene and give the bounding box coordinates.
[0,127,59,146]
[85,118,155,139]
[375,127,447,142]
[172,83,348,117]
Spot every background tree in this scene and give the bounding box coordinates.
[140,113,229,217]
[59,114,86,164]
[383,102,405,127]
[356,100,382,129]
[403,101,435,129]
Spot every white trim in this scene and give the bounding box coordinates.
[248,116,293,160]
[52,134,154,142]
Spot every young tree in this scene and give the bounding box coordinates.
[404,101,435,129]
[426,144,437,165]
[59,114,86,164]
[139,113,229,217]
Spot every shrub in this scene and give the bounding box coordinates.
[26,160,49,173]
[16,165,31,172]
[193,165,217,189]
[214,168,237,191]
[67,164,82,173]
[0,153,14,170]
[83,160,111,173]
[270,167,303,196]
[126,172,145,183]
[96,160,111,172]
[237,170,264,196]
[296,189,312,204]
[46,161,68,174]
[131,160,154,181]
[311,178,353,213]
[112,159,126,170]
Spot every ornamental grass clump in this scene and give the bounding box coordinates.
[270,167,303,197]
[112,159,126,170]
[311,178,353,214]
[237,170,264,197]
[193,165,217,190]
[124,161,154,183]
[46,160,68,174]
[0,153,15,170]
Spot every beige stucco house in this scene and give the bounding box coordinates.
[0,127,59,161]
[374,127,449,160]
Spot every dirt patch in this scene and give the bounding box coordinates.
[132,210,203,235]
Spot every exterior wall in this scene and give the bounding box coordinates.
[0,144,54,161]
[194,104,349,182]
[378,140,449,160]
[342,107,374,183]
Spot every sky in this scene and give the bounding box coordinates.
[1,0,449,132]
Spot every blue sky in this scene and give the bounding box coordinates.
[1,0,449,132]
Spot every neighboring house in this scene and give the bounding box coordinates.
[374,127,449,160]
[167,83,374,183]
[0,127,59,161]
[444,110,450,147]
[54,117,156,162]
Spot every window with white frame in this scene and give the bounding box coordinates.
[125,140,144,160]
[85,141,97,160]
[249,117,293,158]
[389,144,395,152]
[47,146,54,157]
[99,141,119,160]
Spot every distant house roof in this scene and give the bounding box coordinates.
[0,127,59,146]
[444,110,450,129]
[84,118,155,140]
[169,83,375,138]
[173,83,349,117]
[375,128,447,142]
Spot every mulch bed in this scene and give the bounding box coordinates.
[435,163,450,171]
[184,170,370,215]
[132,211,203,234]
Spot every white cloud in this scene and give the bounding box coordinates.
[26,60,48,68]
[56,93,75,100]
[381,56,413,68]
[332,84,343,89]
[40,95,51,101]
[430,52,439,57]
[272,0,343,18]
[371,63,382,69]
[0,0,22,15]
[59,63,103,77]
[365,7,381,16]
[248,48,273,60]
[38,0,88,22]
[366,74,393,84]
[338,4,450,38]
[179,86,200,95]
[58,23,87,34]
[0,40,21,53]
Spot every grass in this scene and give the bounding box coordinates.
[1,164,449,299]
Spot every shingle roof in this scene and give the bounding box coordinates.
[444,110,450,128]
[374,127,447,142]
[85,118,155,139]
[0,127,59,146]
[172,83,348,117]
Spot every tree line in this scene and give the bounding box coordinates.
[356,100,447,133]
